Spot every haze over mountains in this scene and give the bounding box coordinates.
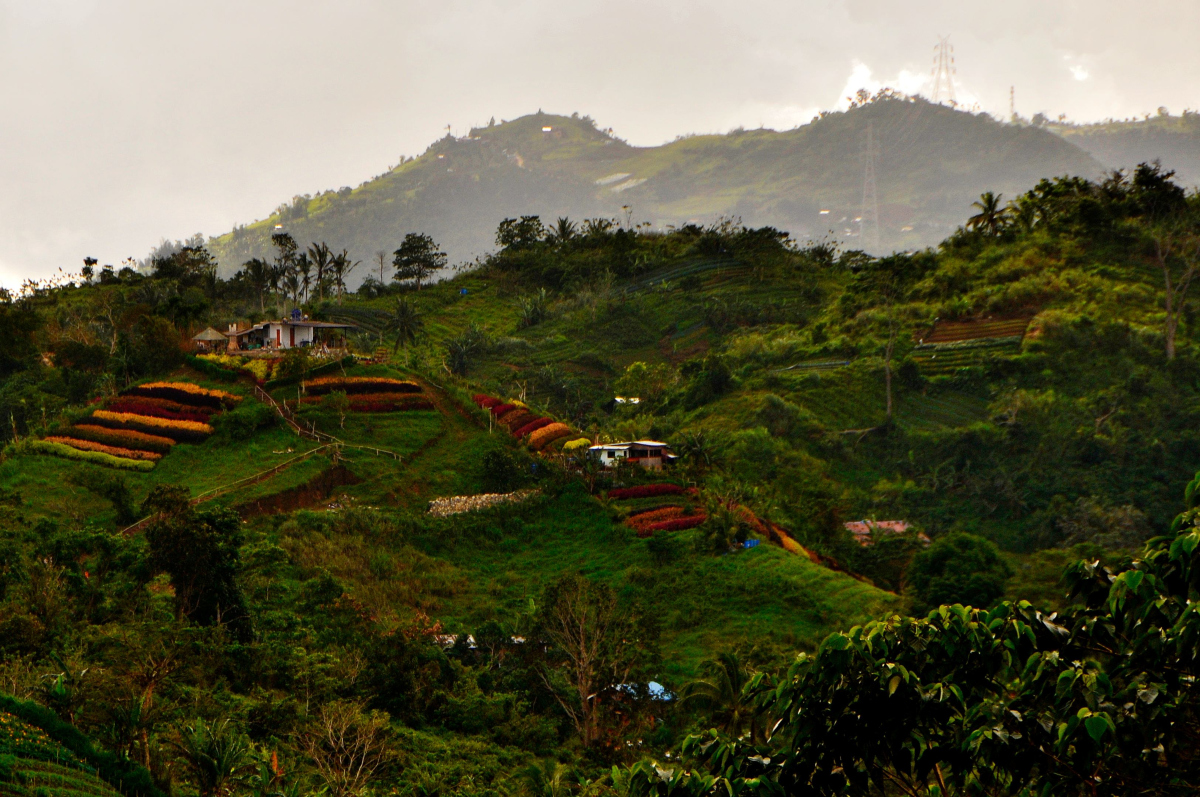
[208,98,1200,279]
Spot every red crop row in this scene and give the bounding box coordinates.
[627,503,685,519]
[473,395,500,408]
[112,395,214,416]
[490,402,516,417]
[106,400,211,424]
[607,483,685,500]
[514,417,552,438]
[645,514,707,532]
[500,409,534,430]
[627,507,685,531]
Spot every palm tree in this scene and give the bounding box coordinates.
[306,242,334,301]
[241,258,272,312]
[548,217,576,245]
[171,718,253,797]
[679,652,759,740]
[383,298,424,357]
[966,191,1009,235]
[330,249,359,303]
[296,254,312,303]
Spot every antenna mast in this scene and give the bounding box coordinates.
[931,35,957,105]
[860,121,881,252]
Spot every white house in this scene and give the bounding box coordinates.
[226,313,355,351]
[587,440,676,470]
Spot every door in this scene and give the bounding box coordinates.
[289,326,295,347]
[275,328,281,346]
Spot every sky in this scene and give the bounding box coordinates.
[1,0,1197,289]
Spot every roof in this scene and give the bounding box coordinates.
[191,326,228,342]
[589,440,673,452]
[227,320,355,336]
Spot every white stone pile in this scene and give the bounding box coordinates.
[427,489,538,517]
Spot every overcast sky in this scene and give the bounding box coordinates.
[1,0,1196,288]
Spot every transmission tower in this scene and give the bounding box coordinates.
[931,35,957,105]
[860,121,881,252]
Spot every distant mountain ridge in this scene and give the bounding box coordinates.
[1047,112,1200,188]
[209,98,1116,278]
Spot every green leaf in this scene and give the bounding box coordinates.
[888,675,901,696]
[1084,715,1108,742]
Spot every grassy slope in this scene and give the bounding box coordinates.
[1049,112,1200,187]
[209,99,1103,268]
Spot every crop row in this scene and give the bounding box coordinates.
[126,381,241,409]
[27,440,155,472]
[607,483,685,500]
[44,437,161,462]
[303,376,422,395]
[90,411,213,443]
[106,399,211,424]
[69,424,175,454]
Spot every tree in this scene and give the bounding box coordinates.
[323,391,350,429]
[299,701,391,797]
[1147,218,1200,360]
[142,486,252,641]
[171,718,252,797]
[296,254,313,304]
[679,652,759,740]
[537,573,653,747]
[307,242,334,301]
[965,191,1009,235]
[330,249,359,303]
[906,532,1012,613]
[392,233,446,290]
[382,298,424,356]
[495,216,546,250]
[240,257,272,312]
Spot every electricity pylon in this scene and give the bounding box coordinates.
[931,35,957,105]
[860,121,881,252]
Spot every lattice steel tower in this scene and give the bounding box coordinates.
[931,35,957,105]
[860,121,881,252]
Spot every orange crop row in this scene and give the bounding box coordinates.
[528,422,572,451]
[45,436,162,461]
[71,424,176,454]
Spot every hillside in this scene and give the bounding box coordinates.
[3,162,1200,794]
[209,96,1104,271]
[1049,111,1200,187]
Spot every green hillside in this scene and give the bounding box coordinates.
[1049,110,1200,187]
[209,95,1103,269]
[3,160,1200,793]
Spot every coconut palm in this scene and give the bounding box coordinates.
[171,718,253,797]
[383,297,424,356]
[966,191,1009,235]
[330,249,359,303]
[306,242,334,301]
[241,258,272,312]
[679,652,759,740]
[296,254,312,303]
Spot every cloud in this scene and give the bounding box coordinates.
[1069,64,1090,81]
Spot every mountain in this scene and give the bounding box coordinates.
[208,97,1105,276]
[1048,111,1200,187]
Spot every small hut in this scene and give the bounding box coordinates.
[191,326,228,352]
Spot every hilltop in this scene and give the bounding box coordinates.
[209,96,1104,271]
[1049,110,1200,187]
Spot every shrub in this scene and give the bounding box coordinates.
[106,399,211,424]
[907,532,1013,613]
[514,417,553,438]
[303,376,422,395]
[528,422,572,451]
[27,440,155,471]
[125,381,240,409]
[607,483,685,500]
[275,346,311,380]
[480,447,526,493]
[212,402,276,439]
[562,437,592,452]
[44,436,161,461]
[69,424,175,454]
[89,410,213,442]
[646,514,707,532]
[184,354,239,382]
